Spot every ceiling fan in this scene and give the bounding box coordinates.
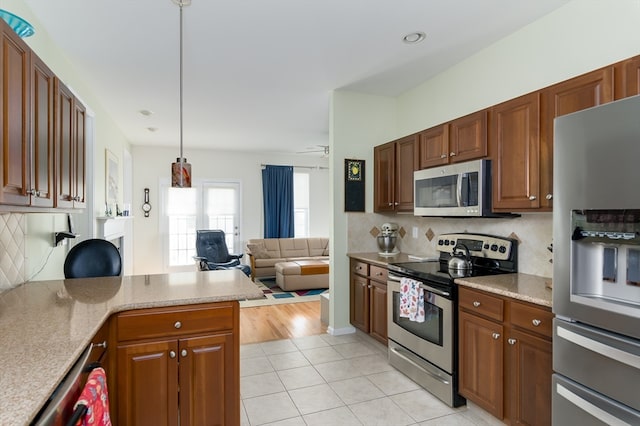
[297,145,330,157]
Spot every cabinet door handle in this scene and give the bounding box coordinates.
[174,321,182,329]
[508,338,517,345]
[529,195,537,201]
[181,349,188,357]
[440,154,447,159]
[545,194,553,200]
[492,332,501,340]
[169,351,176,359]
[394,202,399,206]
[388,202,393,206]
[532,319,542,327]
[449,152,456,157]
[473,301,481,307]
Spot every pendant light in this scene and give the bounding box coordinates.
[171,0,192,188]
[0,9,34,38]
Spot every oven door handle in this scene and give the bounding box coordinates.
[387,273,450,298]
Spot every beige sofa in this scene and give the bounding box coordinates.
[246,237,329,282]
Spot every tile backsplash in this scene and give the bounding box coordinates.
[348,212,553,277]
[0,213,26,291]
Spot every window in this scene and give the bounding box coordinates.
[161,180,241,271]
[294,172,309,238]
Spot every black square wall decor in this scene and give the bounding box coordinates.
[345,159,365,212]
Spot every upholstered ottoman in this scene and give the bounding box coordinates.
[275,260,329,291]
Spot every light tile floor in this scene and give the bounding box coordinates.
[240,331,505,426]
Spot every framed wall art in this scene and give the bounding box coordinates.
[344,159,365,212]
[106,149,119,206]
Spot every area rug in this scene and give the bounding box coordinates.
[240,277,328,307]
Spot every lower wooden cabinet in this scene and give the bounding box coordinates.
[113,302,239,426]
[349,258,388,344]
[458,286,552,425]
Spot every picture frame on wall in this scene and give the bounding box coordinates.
[344,159,365,212]
[106,149,119,206]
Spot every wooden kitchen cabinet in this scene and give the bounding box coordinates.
[449,110,488,164]
[419,110,487,170]
[458,286,553,425]
[539,66,614,209]
[55,78,86,208]
[490,92,542,211]
[0,16,74,209]
[349,258,388,344]
[0,19,30,206]
[114,302,239,426]
[30,54,56,207]
[614,55,640,99]
[374,134,418,213]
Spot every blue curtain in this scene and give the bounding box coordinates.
[262,165,294,238]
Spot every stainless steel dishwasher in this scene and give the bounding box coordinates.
[31,341,107,426]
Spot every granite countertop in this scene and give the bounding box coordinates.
[347,252,431,267]
[455,273,552,307]
[0,269,263,426]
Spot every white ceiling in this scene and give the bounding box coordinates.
[22,0,570,154]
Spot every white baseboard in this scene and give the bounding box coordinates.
[327,325,356,336]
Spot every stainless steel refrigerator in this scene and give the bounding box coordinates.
[553,94,640,424]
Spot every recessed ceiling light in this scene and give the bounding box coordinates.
[402,32,426,44]
[139,109,154,117]
[147,127,158,132]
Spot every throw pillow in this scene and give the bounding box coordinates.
[247,243,269,258]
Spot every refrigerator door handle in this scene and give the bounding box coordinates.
[557,325,640,370]
[556,382,633,426]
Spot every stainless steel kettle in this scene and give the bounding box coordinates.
[448,243,472,273]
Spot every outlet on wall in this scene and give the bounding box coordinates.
[412,226,418,239]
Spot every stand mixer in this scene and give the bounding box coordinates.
[377,222,399,256]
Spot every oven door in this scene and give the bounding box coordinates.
[387,272,453,373]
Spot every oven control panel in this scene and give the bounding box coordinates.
[437,233,514,261]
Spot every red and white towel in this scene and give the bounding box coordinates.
[398,277,425,322]
[74,367,111,426]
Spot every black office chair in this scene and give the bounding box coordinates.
[194,230,251,277]
[64,239,122,279]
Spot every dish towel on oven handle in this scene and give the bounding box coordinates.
[399,277,425,323]
[73,366,112,426]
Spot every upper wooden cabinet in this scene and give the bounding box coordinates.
[0,16,85,210]
[30,54,56,208]
[449,110,488,163]
[539,66,614,209]
[615,56,640,99]
[55,78,86,208]
[419,110,487,169]
[0,21,31,206]
[374,134,418,212]
[491,92,541,211]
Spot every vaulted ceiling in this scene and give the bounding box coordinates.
[21,0,570,154]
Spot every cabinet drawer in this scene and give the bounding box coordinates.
[510,301,553,338]
[459,287,504,322]
[369,265,388,283]
[352,261,369,277]
[116,303,235,342]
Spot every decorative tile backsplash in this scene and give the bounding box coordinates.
[0,213,26,291]
[348,212,553,277]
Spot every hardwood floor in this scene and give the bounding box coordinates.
[239,300,327,344]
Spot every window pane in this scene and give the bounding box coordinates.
[167,188,197,215]
[294,173,309,237]
[168,215,196,266]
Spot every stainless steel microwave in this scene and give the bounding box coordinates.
[414,159,509,217]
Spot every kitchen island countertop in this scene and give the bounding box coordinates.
[455,273,552,307]
[0,269,263,426]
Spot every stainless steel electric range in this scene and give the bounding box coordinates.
[387,233,518,407]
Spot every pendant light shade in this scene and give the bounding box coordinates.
[0,9,34,38]
[171,0,192,188]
